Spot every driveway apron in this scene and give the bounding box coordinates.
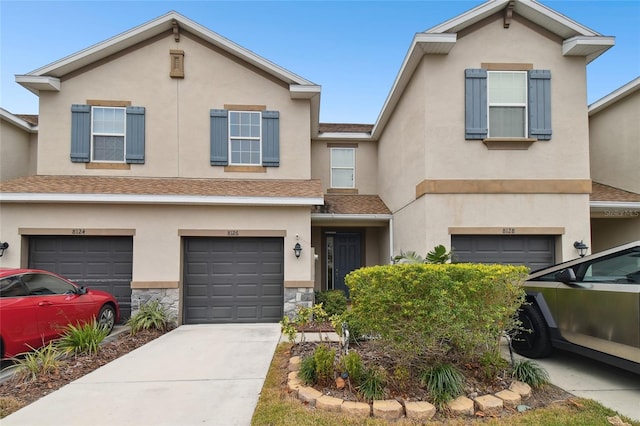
[2,323,282,426]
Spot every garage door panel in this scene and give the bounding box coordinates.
[183,237,283,323]
[452,235,555,270]
[29,236,133,321]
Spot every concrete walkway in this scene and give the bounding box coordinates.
[2,324,282,426]
[501,339,640,422]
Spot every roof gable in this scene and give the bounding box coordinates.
[371,0,614,140]
[15,11,319,95]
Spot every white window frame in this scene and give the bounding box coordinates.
[487,71,528,138]
[228,111,262,166]
[91,106,126,163]
[330,147,355,189]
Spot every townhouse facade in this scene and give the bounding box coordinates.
[1,0,638,324]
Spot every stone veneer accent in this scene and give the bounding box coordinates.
[287,359,536,420]
[131,288,179,320]
[284,287,314,317]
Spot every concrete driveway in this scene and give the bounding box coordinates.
[502,341,640,422]
[2,323,282,426]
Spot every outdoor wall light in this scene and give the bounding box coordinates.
[573,240,589,257]
[293,242,302,259]
[0,242,8,257]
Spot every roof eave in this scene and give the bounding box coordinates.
[19,11,317,89]
[371,33,457,140]
[15,75,60,95]
[0,193,325,206]
[0,108,38,133]
[562,36,615,64]
[589,77,640,115]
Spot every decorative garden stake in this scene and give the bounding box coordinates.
[341,322,350,355]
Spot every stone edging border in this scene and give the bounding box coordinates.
[287,355,533,421]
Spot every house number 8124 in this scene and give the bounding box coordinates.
[72,229,86,235]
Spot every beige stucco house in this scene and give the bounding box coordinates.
[0,109,37,182]
[1,0,637,324]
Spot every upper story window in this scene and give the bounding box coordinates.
[71,103,145,164]
[92,107,126,162]
[331,147,355,188]
[210,109,280,167]
[465,68,551,141]
[488,71,527,138]
[229,111,261,165]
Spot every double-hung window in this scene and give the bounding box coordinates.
[487,71,527,138]
[229,111,261,165]
[210,109,280,167]
[70,104,145,164]
[92,107,126,162]
[465,68,551,141]
[331,147,355,188]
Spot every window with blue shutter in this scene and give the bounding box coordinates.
[465,68,551,141]
[209,109,280,167]
[70,104,145,163]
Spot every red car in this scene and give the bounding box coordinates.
[0,268,119,359]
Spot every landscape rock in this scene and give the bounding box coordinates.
[316,395,343,412]
[288,356,301,372]
[372,399,404,420]
[297,386,323,406]
[495,389,522,408]
[447,396,474,416]
[509,381,532,399]
[342,401,371,417]
[404,400,436,420]
[474,394,504,415]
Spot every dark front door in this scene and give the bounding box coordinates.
[332,233,362,297]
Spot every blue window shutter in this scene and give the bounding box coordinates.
[529,70,552,140]
[70,104,91,162]
[262,110,280,167]
[125,106,145,164]
[465,69,488,139]
[210,109,228,166]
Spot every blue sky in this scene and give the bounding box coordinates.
[1,1,639,124]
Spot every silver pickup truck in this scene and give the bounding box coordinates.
[511,240,640,374]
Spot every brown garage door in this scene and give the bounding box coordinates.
[183,237,284,324]
[28,236,133,320]
[451,235,555,271]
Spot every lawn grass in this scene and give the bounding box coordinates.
[251,343,640,426]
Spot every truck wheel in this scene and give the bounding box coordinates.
[511,304,552,358]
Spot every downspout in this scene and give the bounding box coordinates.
[389,216,394,264]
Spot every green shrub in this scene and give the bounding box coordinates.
[339,351,363,384]
[56,319,110,355]
[345,263,528,363]
[298,355,317,385]
[331,310,366,342]
[358,365,386,401]
[9,343,60,382]
[313,344,336,385]
[127,300,174,335]
[314,290,347,316]
[480,351,509,381]
[421,363,465,406]
[512,359,550,388]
